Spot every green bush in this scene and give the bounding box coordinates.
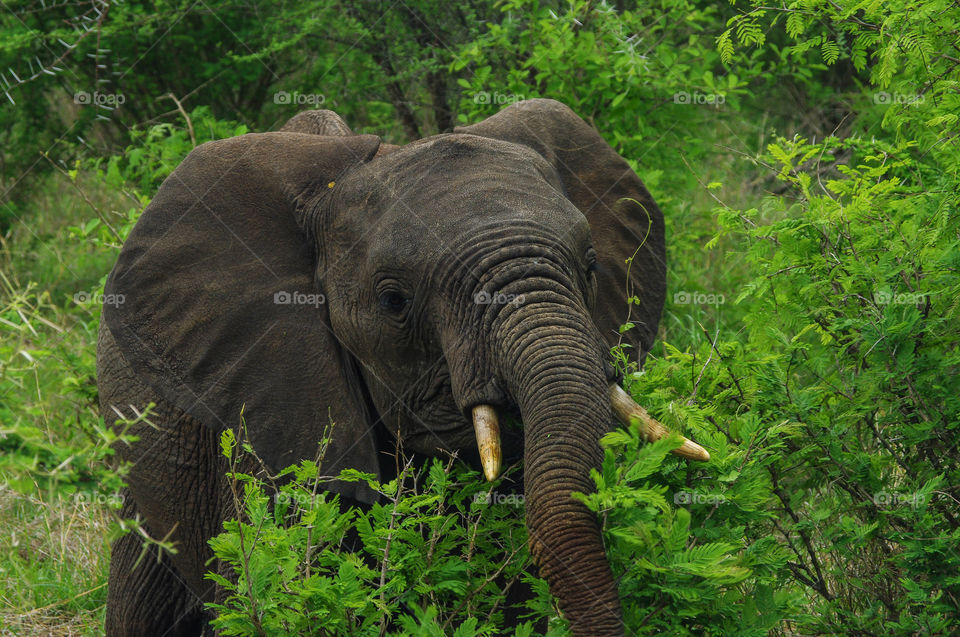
[206,430,544,636]
[207,424,796,636]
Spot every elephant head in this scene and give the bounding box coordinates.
[102,100,708,635]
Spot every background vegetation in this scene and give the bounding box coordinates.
[1,0,957,634]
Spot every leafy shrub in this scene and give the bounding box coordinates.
[207,430,546,636]
[96,106,249,195]
[208,421,797,636]
[690,2,959,632]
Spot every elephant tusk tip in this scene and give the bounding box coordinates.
[609,383,711,462]
[472,405,502,481]
[674,439,711,462]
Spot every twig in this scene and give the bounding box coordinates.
[698,322,745,401]
[378,456,414,637]
[688,325,718,404]
[18,583,107,615]
[442,543,525,630]
[161,93,196,147]
[227,422,268,637]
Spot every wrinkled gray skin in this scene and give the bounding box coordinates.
[98,100,666,636]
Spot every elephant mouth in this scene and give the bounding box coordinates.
[421,400,524,476]
[376,394,526,467]
[469,384,710,483]
[381,363,710,480]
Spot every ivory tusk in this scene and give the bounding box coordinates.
[472,405,502,481]
[609,384,710,461]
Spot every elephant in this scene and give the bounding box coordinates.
[97,99,709,636]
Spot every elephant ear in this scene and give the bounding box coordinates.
[103,132,383,503]
[455,99,666,364]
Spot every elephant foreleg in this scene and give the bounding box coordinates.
[106,489,209,636]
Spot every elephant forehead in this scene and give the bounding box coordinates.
[350,136,585,230]
[348,134,562,203]
[329,135,591,270]
[365,180,584,257]
[357,197,590,284]
[392,132,557,175]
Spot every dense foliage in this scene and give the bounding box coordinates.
[1,0,957,634]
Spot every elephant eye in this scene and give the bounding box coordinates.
[585,248,599,277]
[378,290,410,314]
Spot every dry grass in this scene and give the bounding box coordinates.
[0,476,112,635]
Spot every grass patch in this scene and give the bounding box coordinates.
[0,487,110,635]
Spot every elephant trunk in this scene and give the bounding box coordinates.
[492,293,624,636]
